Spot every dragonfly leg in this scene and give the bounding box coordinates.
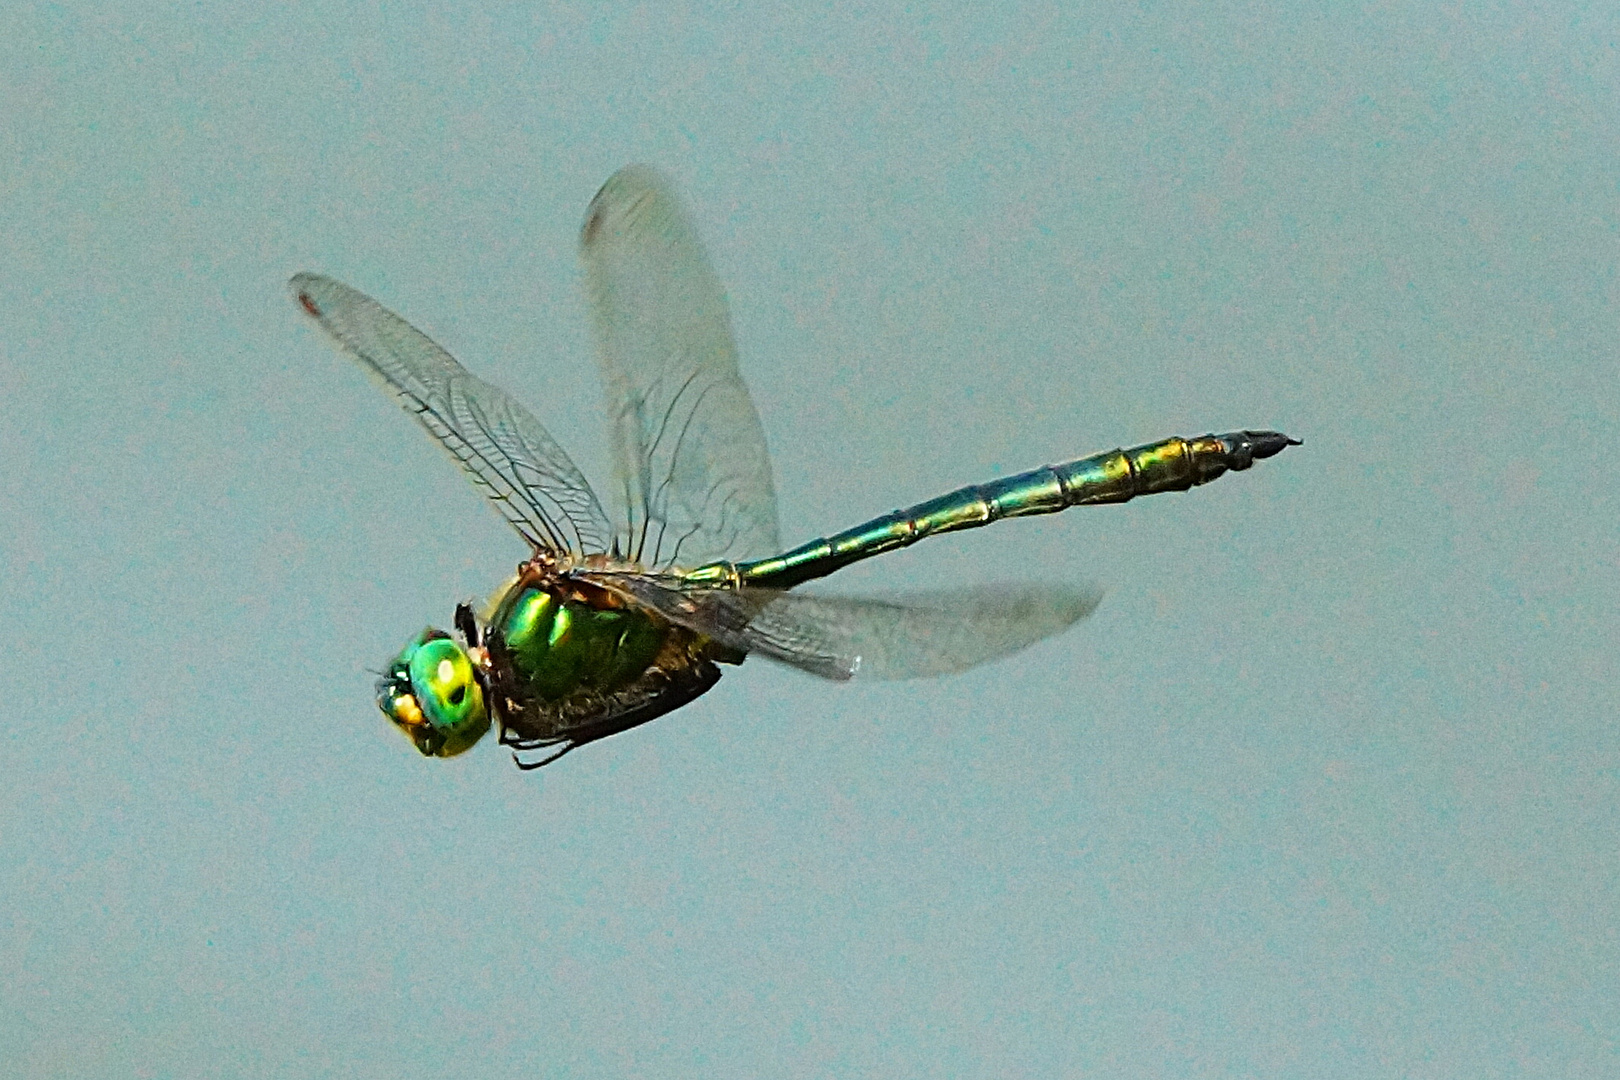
[512,743,576,770]
[498,726,573,769]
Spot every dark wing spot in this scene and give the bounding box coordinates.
[582,207,604,246]
[297,292,322,318]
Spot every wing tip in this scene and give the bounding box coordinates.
[1066,586,1106,624]
[288,272,332,319]
[581,164,676,249]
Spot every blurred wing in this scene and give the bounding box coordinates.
[583,572,1102,681]
[580,166,780,569]
[292,273,615,557]
[731,586,1104,679]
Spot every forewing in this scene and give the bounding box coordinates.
[291,273,615,557]
[580,166,780,569]
[584,572,1101,681]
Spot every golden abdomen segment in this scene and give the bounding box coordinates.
[1053,431,1291,504]
[688,430,1298,592]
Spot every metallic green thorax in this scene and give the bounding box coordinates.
[683,431,1297,592]
[489,583,668,703]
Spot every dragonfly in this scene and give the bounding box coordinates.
[292,165,1297,769]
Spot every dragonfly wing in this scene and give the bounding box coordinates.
[292,273,615,557]
[582,572,1101,681]
[729,585,1104,680]
[579,166,781,569]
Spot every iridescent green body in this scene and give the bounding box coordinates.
[479,571,738,756]
[293,165,1298,769]
[462,429,1294,747]
[492,581,668,702]
[683,431,1293,591]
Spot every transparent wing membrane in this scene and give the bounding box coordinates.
[580,166,780,569]
[730,585,1105,680]
[291,273,615,557]
[585,571,1103,681]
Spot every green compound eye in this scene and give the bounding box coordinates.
[407,636,486,733]
[375,630,491,759]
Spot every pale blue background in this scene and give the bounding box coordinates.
[2,3,1616,1077]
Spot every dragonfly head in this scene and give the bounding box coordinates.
[375,628,490,758]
